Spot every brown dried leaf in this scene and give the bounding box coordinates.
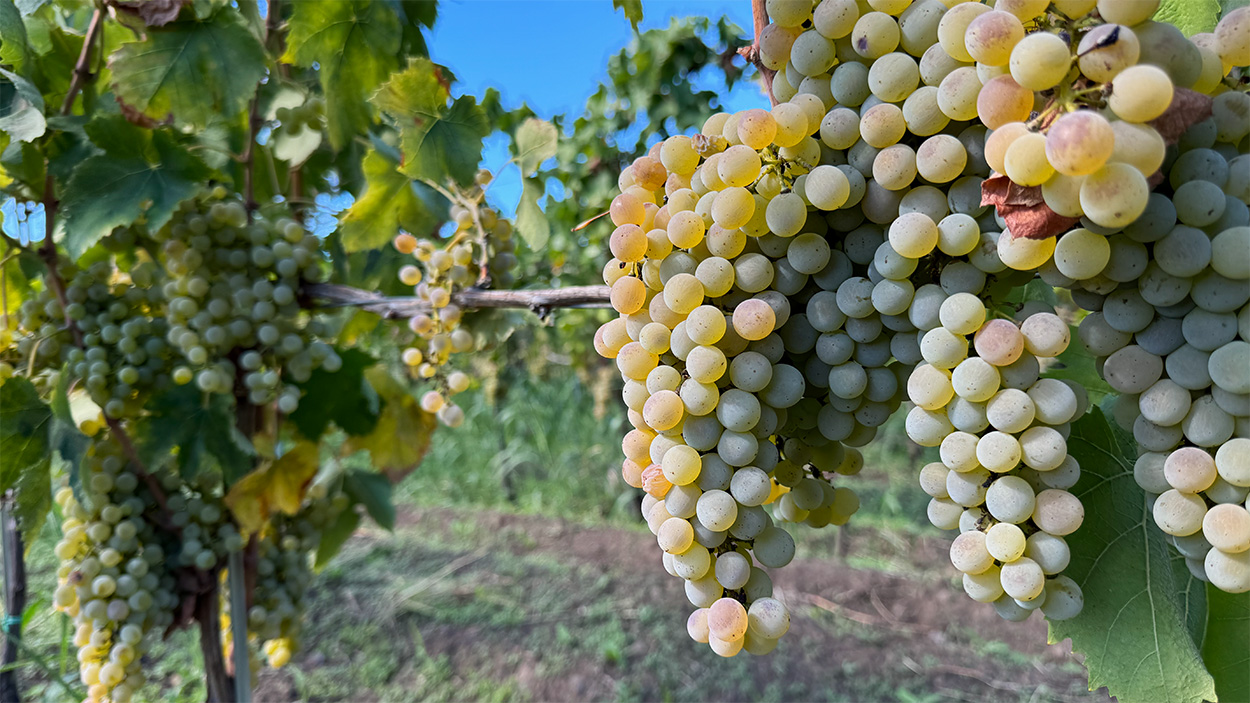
[1149,87,1214,145]
[113,0,186,27]
[981,174,1045,208]
[1001,202,1081,240]
[982,174,1078,240]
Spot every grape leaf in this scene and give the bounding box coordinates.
[224,441,319,536]
[14,0,46,15]
[344,367,436,484]
[1222,0,1250,17]
[516,179,550,250]
[109,9,265,128]
[2,253,27,331]
[0,377,51,492]
[1041,326,1113,404]
[339,148,441,252]
[288,348,380,438]
[60,123,210,259]
[373,59,489,186]
[135,385,255,483]
[282,0,401,150]
[514,118,558,177]
[1203,585,1250,703]
[113,0,186,27]
[613,0,643,29]
[0,69,46,143]
[1154,0,1221,35]
[343,469,394,530]
[314,506,360,569]
[1051,408,1216,703]
[0,2,30,76]
[12,449,49,545]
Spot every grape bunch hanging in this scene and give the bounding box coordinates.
[391,169,520,427]
[596,0,1249,657]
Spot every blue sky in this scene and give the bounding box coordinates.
[428,0,770,215]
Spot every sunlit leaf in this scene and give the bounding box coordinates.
[224,441,320,536]
[283,0,401,149]
[0,69,46,143]
[339,148,440,252]
[1155,0,1221,34]
[515,179,550,250]
[612,0,643,29]
[514,117,558,177]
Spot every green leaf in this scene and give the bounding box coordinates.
[1222,0,1250,17]
[0,377,51,492]
[613,0,643,30]
[2,252,28,331]
[1051,408,1216,703]
[1203,585,1250,703]
[1041,325,1112,404]
[399,95,489,186]
[288,348,380,438]
[13,452,49,545]
[514,118,558,177]
[135,385,255,483]
[0,1,30,75]
[343,469,394,530]
[283,0,401,150]
[47,370,89,475]
[516,179,550,250]
[109,10,265,128]
[0,69,46,143]
[60,125,210,260]
[314,506,360,569]
[372,59,488,185]
[15,0,46,16]
[1154,0,1221,35]
[339,148,440,252]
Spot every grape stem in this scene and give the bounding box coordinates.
[736,0,777,106]
[304,283,613,318]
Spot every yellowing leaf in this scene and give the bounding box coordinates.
[345,369,436,484]
[224,441,319,536]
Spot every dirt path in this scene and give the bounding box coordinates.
[254,506,1109,703]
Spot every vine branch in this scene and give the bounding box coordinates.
[60,9,105,115]
[305,283,612,318]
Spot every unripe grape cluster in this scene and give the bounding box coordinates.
[392,170,518,427]
[221,484,345,670]
[155,189,339,412]
[598,0,1250,649]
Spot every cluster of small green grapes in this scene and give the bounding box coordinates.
[1049,127,1250,592]
[62,254,173,419]
[224,484,347,670]
[52,435,183,703]
[153,189,339,412]
[391,172,519,427]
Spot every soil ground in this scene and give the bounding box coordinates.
[243,505,1112,703]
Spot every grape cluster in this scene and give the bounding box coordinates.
[1055,133,1250,592]
[223,484,347,670]
[154,189,339,412]
[392,170,519,427]
[53,436,185,703]
[598,0,1250,648]
[62,252,173,419]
